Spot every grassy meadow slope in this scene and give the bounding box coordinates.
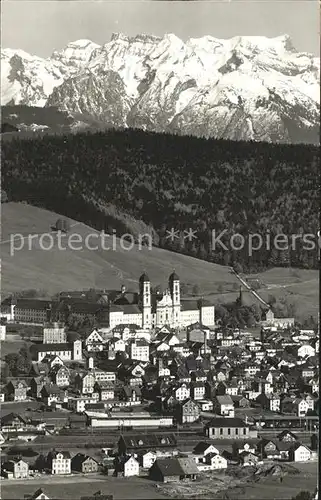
[1,202,241,296]
[1,203,318,320]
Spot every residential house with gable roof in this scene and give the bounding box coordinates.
[71,453,99,473]
[47,450,71,475]
[213,395,235,417]
[149,457,199,482]
[2,458,29,479]
[175,398,200,424]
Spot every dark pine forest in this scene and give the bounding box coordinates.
[1,128,319,272]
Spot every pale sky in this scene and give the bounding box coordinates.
[1,1,320,58]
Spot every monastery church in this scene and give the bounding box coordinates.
[108,271,215,329]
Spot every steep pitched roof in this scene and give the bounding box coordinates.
[152,457,199,477]
[193,442,215,454]
[14,299,51,310]
[1,412,28,425]
[47,450,71,460]
[29,488,49,500]
[216,395,234,405]
[71,453,98,468]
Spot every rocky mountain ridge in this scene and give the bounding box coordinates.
[1,33,319,142]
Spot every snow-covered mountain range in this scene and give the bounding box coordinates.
[1,33,320,143]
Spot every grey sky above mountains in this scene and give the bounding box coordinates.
[2,0,319,57]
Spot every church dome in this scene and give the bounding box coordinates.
[139,272,150,283]
[169,271,179,281]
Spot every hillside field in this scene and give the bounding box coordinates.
[1,203,318,320]
[1,202,240,295]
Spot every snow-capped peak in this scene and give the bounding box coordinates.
[1,32,319,143]
[110,32,162,44]
[51,39,101,67]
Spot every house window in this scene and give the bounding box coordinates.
[243,428,246,435]
[227,428,231,435]
[235,428,238,435]
[220,428,223,435]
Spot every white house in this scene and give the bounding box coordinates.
[305,394,315,411]
[193,445,227,471]
[174,384,190,401]
[214,395,235,417]
[295,399,311,417]
[225,383,239,396]
[140,451,157,469]
[155,341,170,352]
[297,344,315,358]
[42,354,64,369]
[191,382,206,401]
[158,362,171,378]
[75,372,96,394]
[268,394,281,412]
[68,395,99,413]
[123,456,140,477]
[206,453,228,470]
[85,329,105,351]
[281,398,310,417]
[308,378,319,394]
[110,337,126,352]
[48,451,71,475]
[290,444,312,462]
[165,333,181,346]
[130,340,150,362]
[193,442,220,464]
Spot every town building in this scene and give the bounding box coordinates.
[71,454,99,473]
[2,459,29,479]
[85,273,215,330]
[261,309,295,329]
[213,395,235,417]
[49,365,70,387]
[5,380,28,401]
[289,443,312,462]
[43,322,66,344]
[118,434,177,456]
[47,450,71,475]
[149,457,199,482]
[205,418,257,439]
[175,398,200,424]
[130,339,150,362]
[85,329,105,351]
[123,456,140,477]
[33,340,83,362]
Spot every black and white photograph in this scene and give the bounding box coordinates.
[0,1,319,499]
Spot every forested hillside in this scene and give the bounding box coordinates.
[2,128,319,272]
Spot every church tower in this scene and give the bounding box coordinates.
[169,271,180,327]
[139,272,151,328]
